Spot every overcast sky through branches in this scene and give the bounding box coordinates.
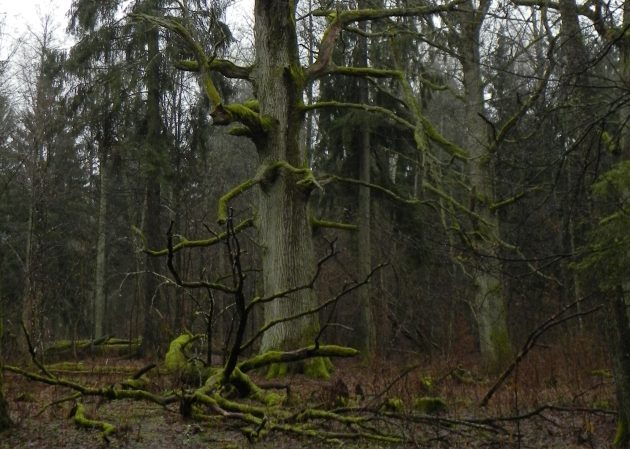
[1,0,74,53]
[0,0,253,61]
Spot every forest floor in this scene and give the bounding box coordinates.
[1,338,619,448]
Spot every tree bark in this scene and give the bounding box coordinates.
[19,179,36,358]
[141,5,165,357]
[94,154,108,339]
[459,0,511,368]
[356,0,375,355]
[557,0,590,324]
[253,2,323,372]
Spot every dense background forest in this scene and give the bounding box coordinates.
[1,0,630,446]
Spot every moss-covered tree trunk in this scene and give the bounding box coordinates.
[253,1,323,374]
[459,0,511,368]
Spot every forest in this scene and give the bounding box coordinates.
[1,0,629,447]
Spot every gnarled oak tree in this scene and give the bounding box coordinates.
[139,0,463,375]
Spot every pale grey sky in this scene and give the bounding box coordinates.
[1,0,253,59]
[1,0,74,49]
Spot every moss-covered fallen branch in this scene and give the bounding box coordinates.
[3,365,177,407]
[195,387,401,444]
[73,402,116,442]
[46,337,140,350]
[44,362,138,376]
[237,345,359,373]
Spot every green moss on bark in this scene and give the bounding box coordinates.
[229,368,284,406]
[164,333,194,372]
[614,418,629,447]
[303,357,332,380]
[266,362,288,379]
[265,357,333,380]
[164,333,207,383]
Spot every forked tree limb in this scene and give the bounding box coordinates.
[164,220,235,294]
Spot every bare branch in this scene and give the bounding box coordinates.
[307,0,466,80]
[164,221,236,294]
[240,263,385,353]
[480,299,603,407]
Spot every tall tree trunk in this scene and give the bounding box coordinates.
[94,154,108,338]
[254,1,326,377]
[141,8,164,357]
[19,142,39,358]
[459,0,511,368]
[19,193,35,356]
[94,48,114,340]
[557,0,590,321]
[356,120,374,354]
[356,0,375,355]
